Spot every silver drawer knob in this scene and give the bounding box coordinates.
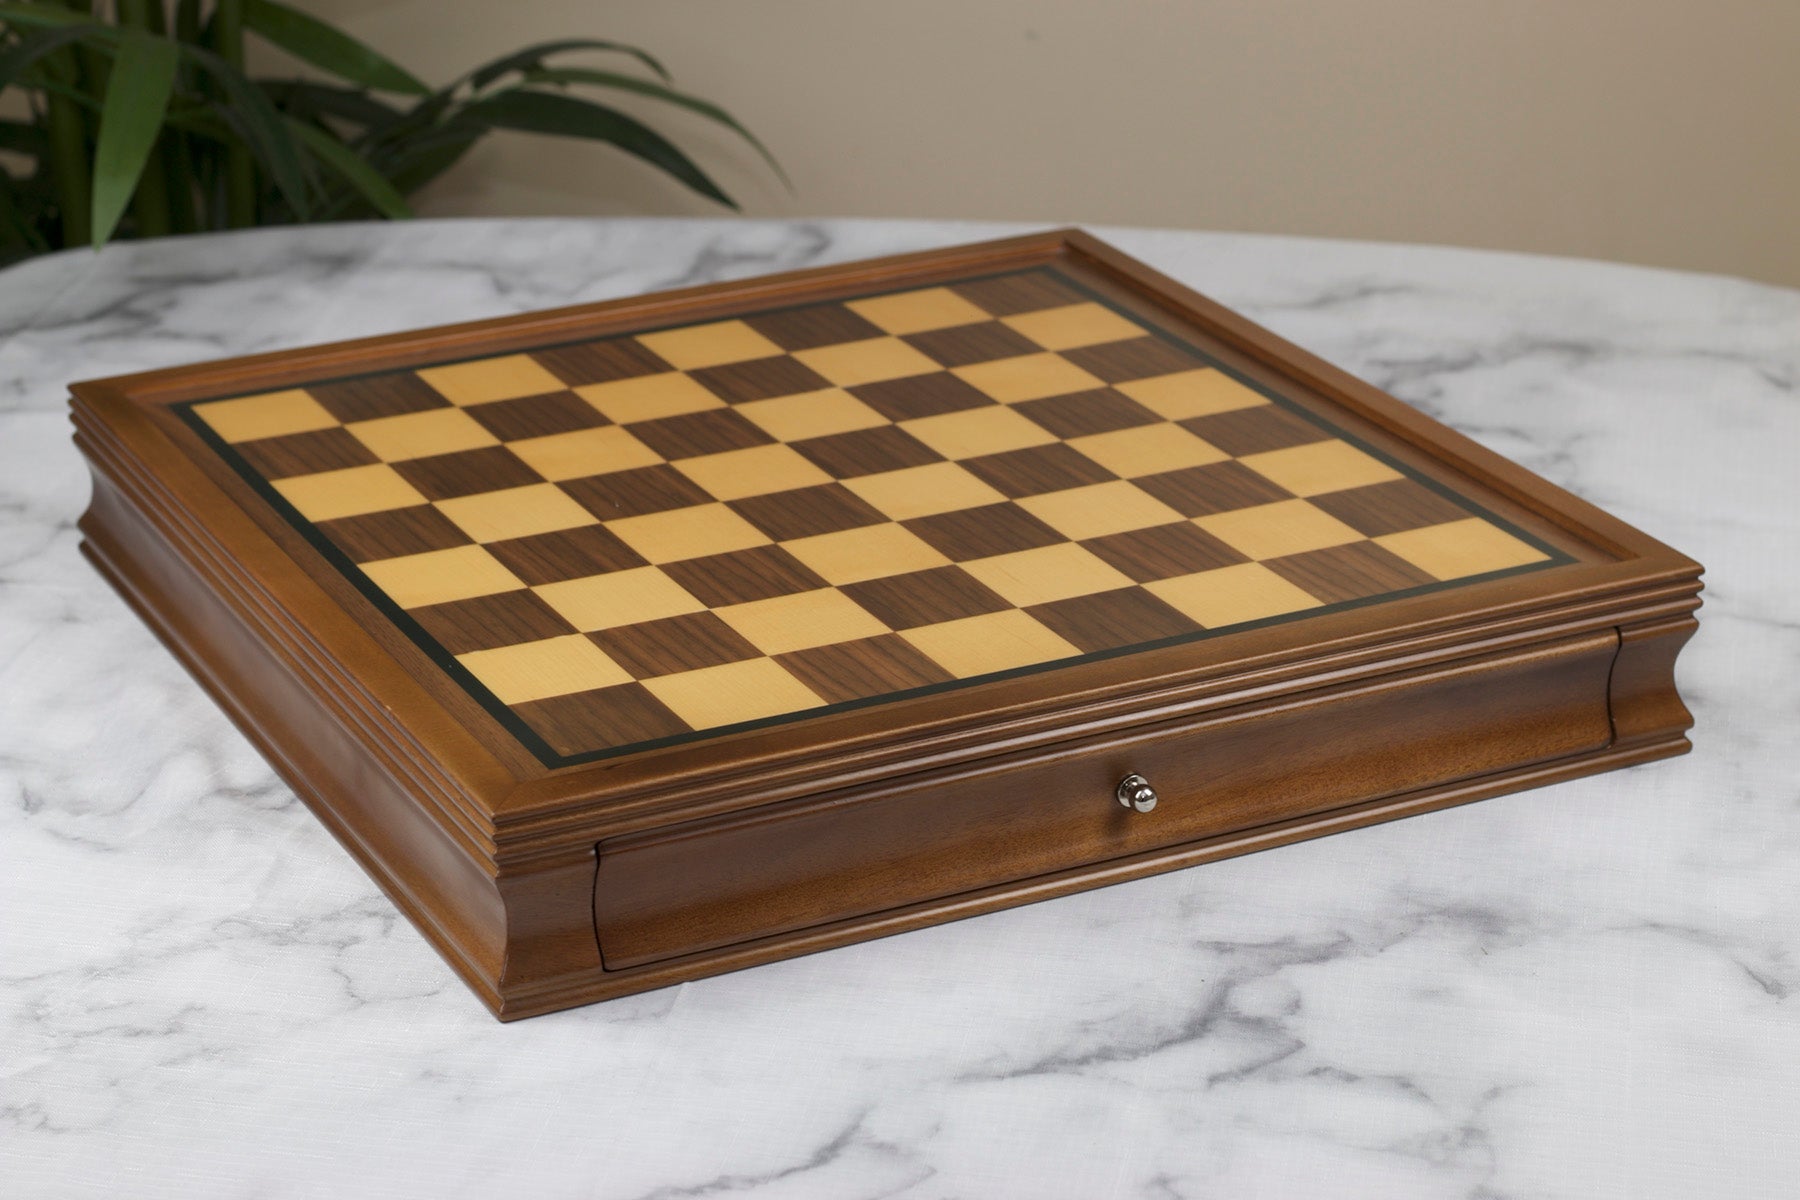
[1116,773,1158,813]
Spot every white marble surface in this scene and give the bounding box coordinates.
[3,218,1797,1199]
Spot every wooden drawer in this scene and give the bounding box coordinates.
[593,629,1618,969]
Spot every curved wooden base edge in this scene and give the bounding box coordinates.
[80,486,514,1018]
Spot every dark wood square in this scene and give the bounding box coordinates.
[903,503,1065,561]
[589,612,762,679]
[1081,521,1248,582]
[1013,389,1162,439]
[949,271,1085,316]
[744,303,886,351]
[961,443,1117,498]
[1026,587,1202,653]
[661,545,828,607]
[1060,336,1207,384]
[235,427,378,479]
[902,321,1040,367]
[1179,405,1332,456]
[410,589,575,655]
[775,635,955,704]
[729,484,887,541]
[315,505,474,563]
[841,566,1011,629]
[848,372,996,421]
[306,373,449,422]
[512,682,691,758]
[1308,479,1474,537]
[531,339,671,387]
[392,446,540,500]
[559,465,714,519]
[791,425,944,478]
[1132,460,1293,517]
[625,408,774,460]
[1263,542,1437,604]
[485,523,647,583]
[465,390,610,441]
[689,356,833,404]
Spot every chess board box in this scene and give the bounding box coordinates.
[71,230,1702,1019]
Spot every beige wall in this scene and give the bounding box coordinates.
[300,0,1800,287]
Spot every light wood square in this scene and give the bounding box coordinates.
[961,543,1135,607]
[952,352,1105,403]
[1017,480,1186,541]
[847,287,991,335]
[783,524,951,585]
[901,610,1079,679]
[606,503,771,564]
[418,355,564,407]
[272,463,427,522]
[435,483,597,543]
[636,320,782,370]
[715,589,889,655]
[534,566,705,630]
[193,389,338,443]
[737,388,888,442]
[674,443,834,501]
[843,462,1007,521]
[642,658,823,730]
[901,406,1058,460]
[508,425,662,482]
[346,407,498,462]
[1376,518,1550,581]
[1116,368,1269,420]
[1194,499,1365,560]
[457,635,630,705]
[1238,440,1405,498]
[359,544,524,609]
[575,372,724,424]
[793,337,941,387]
[1147,562,1323,628]
[1002,302,1146,351]
[1069,424,1228,478]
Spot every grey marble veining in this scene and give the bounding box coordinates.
[2,218,1796,1199]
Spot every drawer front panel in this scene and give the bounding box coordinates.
[595,630,1618,969]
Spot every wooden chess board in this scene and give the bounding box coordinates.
[179,267,1560,765]
[72,230,1701,1018]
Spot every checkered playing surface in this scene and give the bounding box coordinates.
[184,268,1555,762]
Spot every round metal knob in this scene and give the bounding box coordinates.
[1116,773,1158,813]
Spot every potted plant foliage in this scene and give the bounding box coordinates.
[0,0,780,261]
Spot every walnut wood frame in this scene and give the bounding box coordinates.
[71,230,1702,1019]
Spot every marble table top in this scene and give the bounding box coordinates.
[3,218,1796,1199]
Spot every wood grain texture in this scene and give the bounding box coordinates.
[593,630,1619,969]
[69,229,1704,1019]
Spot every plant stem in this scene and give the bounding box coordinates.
[211,0,258,228]
[161,129,200,235]
[115,0,174,239]
[39,57,91,247]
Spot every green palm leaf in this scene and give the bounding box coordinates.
[90,29,178,245]
[0,3,92,31]
[284,116,411,219]
[0,23,103,89]
[466,38,668,90]
[242,0,429,96]
[521,67,786,187]
[464,88,734,208]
